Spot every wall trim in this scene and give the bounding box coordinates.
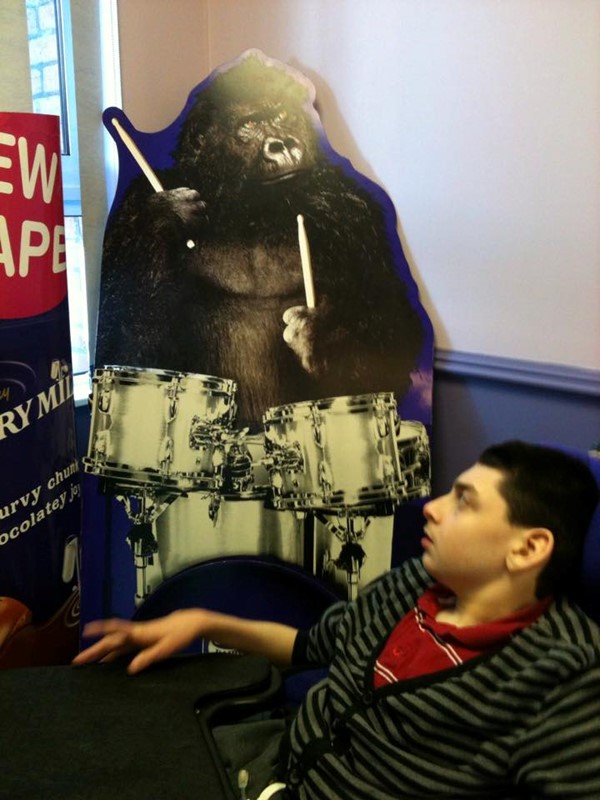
[434,349,600,398]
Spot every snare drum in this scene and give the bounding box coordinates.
[83,366,237,491]
[263,393,402,511]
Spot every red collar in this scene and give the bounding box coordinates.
[417,585,553,650]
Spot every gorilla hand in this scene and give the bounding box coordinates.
[146,187,207,245]
[283,301,332,376]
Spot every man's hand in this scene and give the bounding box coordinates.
[72,609,208,674]
[72,609,299,674]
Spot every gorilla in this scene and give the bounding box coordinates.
[96,50,430,429]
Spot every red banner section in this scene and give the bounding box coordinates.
[0,113,67,319]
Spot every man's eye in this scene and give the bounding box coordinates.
[456,492,469,508]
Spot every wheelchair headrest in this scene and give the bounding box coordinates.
[557,447,600,623]
[580,453,600,623]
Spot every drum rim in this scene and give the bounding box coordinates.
[93,365,237,392]
[271,483,403,509]
[263,391,397,418]
[81,458,221,490]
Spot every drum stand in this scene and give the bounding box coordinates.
[112,485,180,604]
[316,510,371,602]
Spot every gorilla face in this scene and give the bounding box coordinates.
[231,101,317,184]
[173,56,325,212]
[178,101,322,210]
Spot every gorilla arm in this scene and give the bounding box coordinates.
[280,170,426,400]
[96,172,209,368]
[105,175,208,259]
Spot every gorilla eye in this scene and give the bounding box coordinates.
[237,119,261,141]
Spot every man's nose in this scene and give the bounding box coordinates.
[423,496,441,521]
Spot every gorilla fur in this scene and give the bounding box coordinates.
[97,50,428,428]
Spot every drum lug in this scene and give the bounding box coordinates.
[310,407,324,448]
[92,430,110,465]
[318,459,333,498]
[208,492,221,523]
[97,371,114,413]
[165,378,182,422]
[270,470,283,492]
[374,397,392,439]
[224,394,238,427]
[158,435,174,475]
[380,454,399,490]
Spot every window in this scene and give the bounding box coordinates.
[26,0,89,377]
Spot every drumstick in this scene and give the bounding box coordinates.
[111,117,195,249]
[297,214,316,308]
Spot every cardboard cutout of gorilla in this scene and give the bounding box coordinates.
[96,50,433,429]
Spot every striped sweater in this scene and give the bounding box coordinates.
[284,558,600,799]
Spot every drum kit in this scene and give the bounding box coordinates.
[83,365,430,602]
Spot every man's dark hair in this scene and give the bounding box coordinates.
[478,441,599,598]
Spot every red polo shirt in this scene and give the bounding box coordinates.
[374,585,552,687]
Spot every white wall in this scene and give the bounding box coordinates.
[0,3,32,113]
[117,0,600,371]
[116,0,210,131]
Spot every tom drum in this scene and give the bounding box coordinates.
[83,366,237,492]
[263,393,402,511]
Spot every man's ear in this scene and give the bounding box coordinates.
[506,528,554,573]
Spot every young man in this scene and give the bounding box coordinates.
[74,441,600,799]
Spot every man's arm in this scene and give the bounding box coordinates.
[511,666,600,798]
[72,609,298,674]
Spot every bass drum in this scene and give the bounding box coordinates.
[154,492,304,580]
[133,557,340,653]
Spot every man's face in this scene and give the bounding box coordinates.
[421,463,521,594]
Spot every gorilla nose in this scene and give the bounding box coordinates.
[264,136,301,163]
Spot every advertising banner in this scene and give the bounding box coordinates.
[0,112,81,666]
